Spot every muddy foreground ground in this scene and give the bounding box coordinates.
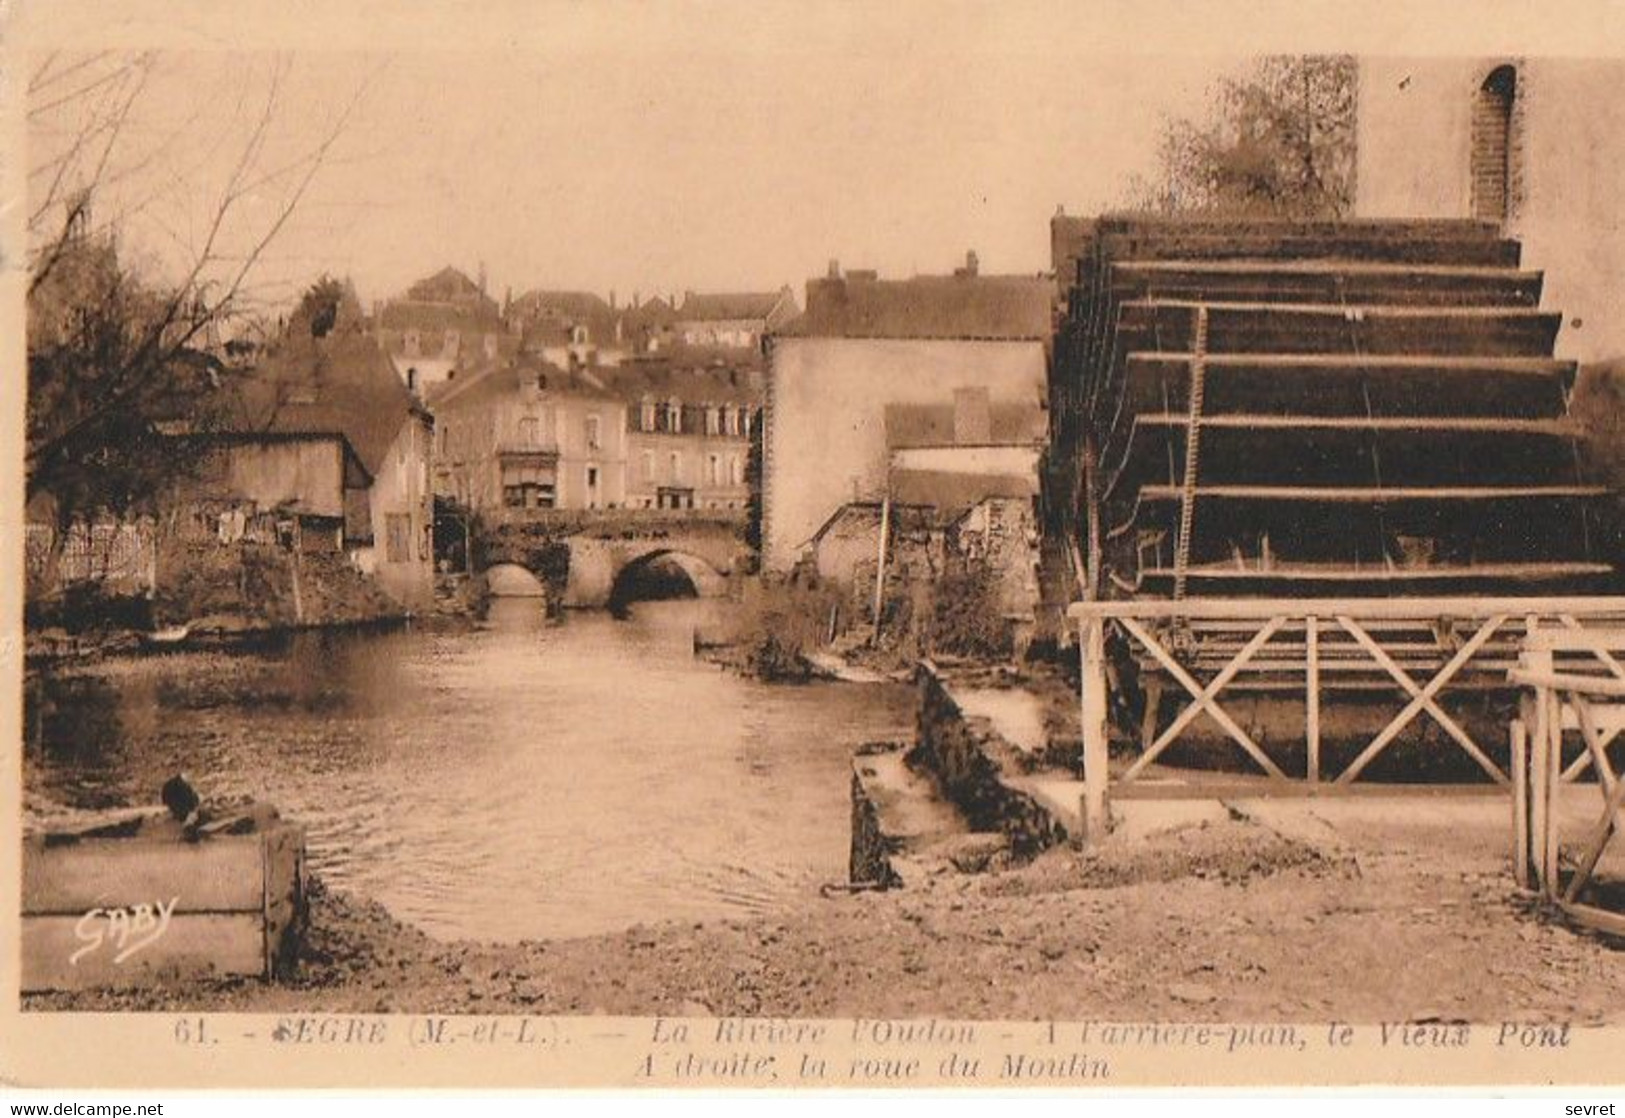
[28,800,1625,1022]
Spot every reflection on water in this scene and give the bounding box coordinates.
[26,599,914,942]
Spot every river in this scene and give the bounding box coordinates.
[24,599,915,942]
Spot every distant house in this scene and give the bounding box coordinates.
[215,322,437,608]
[761,252,1052,570]
[673,287,799,351]
[429,358,628,514]
[507,289,629,368]
[596,362,759,511]
[374,266,520,394]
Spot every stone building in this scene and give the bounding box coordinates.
[507,289,630,367]
[374,266,521,394]
[430,358,628,515]
[1357,57,1625,363]
[760,252,1052,569]
[215,320,436,608]
[673,288,799,352]
[598,362,759,511]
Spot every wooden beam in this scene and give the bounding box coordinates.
[1334,614,1509,785]
[1069,596,1625,622]
[1307,614,1321,785]
[1118,616,1287,780]
[1126,615,1286,779]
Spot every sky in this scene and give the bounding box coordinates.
[24,26,1251,314]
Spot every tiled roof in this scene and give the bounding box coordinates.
[888,468,1036,520]
[223,328,424,479]
[429,357,619,413]
[677,291,784,322]
[591,361,761,406]
[510,290,612,319]
[780,272,1052,341]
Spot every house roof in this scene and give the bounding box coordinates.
[510,289,612,319]
[407,266,486,303]
[221,327,425,479]
[429,357,620,413]
[888,468,1037,521]
[809,501,944,544]
[677,291,785,322]
[376,300,509,335]
[780,272,1052,341]
[884,400,1047,448]
[592,361,761,406]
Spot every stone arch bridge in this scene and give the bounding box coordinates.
[477,511,751,608]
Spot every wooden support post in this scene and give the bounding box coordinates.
[1511,712,1529,889]
[1306,614,1321,785]
[1529,679,1551,896]
[1081,614,1111,845]
[1544,686,1564,900]
[871,494,891,646]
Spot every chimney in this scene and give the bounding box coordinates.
[966,249,979,277]
[828,259,841,279]
[610,289,617,311]
[478,261,488,295]
[953,387,992,445]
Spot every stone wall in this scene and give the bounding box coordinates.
[911,662,1068,856]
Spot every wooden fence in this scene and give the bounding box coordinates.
[1510,628,1625,937]
[1068,595,1625,844]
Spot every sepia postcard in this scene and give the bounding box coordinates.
[4,0,1625,1094]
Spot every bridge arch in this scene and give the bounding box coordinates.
[484,562,547,598]
[607,549,729,610]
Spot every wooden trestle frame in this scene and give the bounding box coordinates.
[1510,628,1625,937]
[1068,596,1625,845]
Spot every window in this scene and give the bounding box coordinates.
[640,399,657,431]
[386,514,412,563]
[707,453,721,485]
[722,406,737,436]
[670,451,682,482]
[404,330,421,357]
[667,398,683,434]
[572,324,588,345]
[729,455,742,485]
[586,414,602,450]
[518,416,540,446]
[705,406,721,436]
[642,450,656,482]
[586,465,601,508]
[1471,64,1518,224]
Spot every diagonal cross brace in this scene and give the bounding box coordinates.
[1335,614,1509,785]
[1119,615,1287,781]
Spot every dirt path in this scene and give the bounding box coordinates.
[28,815,1625,1021]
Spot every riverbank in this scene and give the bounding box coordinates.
[26,805,1625,1020]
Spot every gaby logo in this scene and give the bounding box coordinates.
[69,897,179,966]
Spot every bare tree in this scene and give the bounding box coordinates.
[1124,55,1357,219]
[25,54,369,556]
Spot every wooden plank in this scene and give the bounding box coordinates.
[1081,616,1110,845]
[1334,615,1508,785]
[1559,901,1625,939]
[1307,615,1321,785]
[23,837,266,915]
[1071,596,1625,622]
[1127,615,1285,778]
[1136,483,1609,503]
[1129,413,1578,435]
[1118,616,1287,780]
[1508,670,1625,699]
[1512,716,1529,889]
[1108,781,1503,801]
[1561,750,1625,904]
[21,912,266,992]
